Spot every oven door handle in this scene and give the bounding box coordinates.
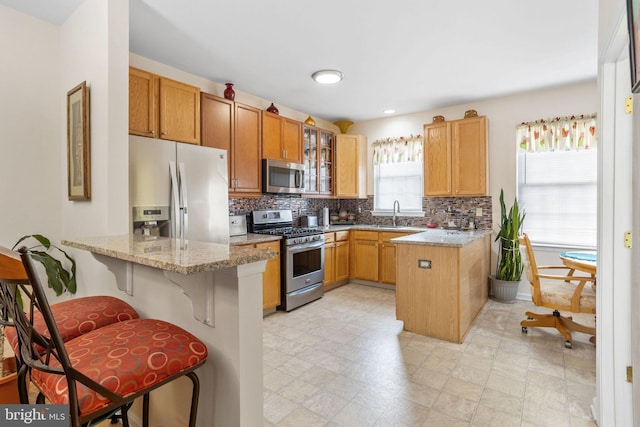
[287,240,324,253]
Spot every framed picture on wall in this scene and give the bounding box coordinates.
[627,0,640,92]
[67,81,91,200]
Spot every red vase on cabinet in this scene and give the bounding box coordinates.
[266,103,279,114]
[224,83,235,101]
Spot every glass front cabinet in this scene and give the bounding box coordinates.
[303,125,334,196]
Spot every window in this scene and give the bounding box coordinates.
[516,115,597,248]
[372,136,424,215]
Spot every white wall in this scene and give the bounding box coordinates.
[56,0,131,300]
[0,6,61,247]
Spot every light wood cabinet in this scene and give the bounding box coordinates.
[129,67,158,138]
[351,230,379,281]
[335,134,367,198]
[324,230,349,288]
[201,94,262,195]
[254,241,281,310]
[424,116,487,196]
[395,235,490,343]
[233,103,263,194]
[335,235,350,283]
[351,230,416,285]
[379,232,411,285]
[303,125,334,195]
[262,112,302,162]
[129,67,200,145]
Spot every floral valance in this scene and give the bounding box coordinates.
[516,114,597,153]
[372,135,423,165]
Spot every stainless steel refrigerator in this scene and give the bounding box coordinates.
[129,135,230,244]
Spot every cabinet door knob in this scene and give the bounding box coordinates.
[149,130,155,135]
[161,131,167,136]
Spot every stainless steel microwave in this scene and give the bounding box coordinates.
[262,159,305,194]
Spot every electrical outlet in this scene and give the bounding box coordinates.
[475,207,482,217]
[418,259,432,269]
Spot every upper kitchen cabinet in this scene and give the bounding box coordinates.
[424,116,487,196]
[201,93,262,195]
[129,67,201,145]
[335,134,367,198]
[129,67,158,138]
[233,103,263,194]
[262,111,302,163]
[303,125,334,196]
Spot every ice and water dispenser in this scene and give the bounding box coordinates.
[132,206,171,236]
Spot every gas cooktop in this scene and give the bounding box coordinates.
[250,209,324,245]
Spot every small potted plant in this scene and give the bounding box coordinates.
[0,234,76,402]
[490,190,525,302]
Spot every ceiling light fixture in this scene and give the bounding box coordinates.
[311,69,344,84]
[383,109,396,114]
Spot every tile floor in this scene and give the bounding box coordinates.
[262,283,597,427]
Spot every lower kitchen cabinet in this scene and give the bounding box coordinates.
[351,230,417,285]
[379,232,413,285]
[351,231,379,282]
[335,234,349,283]
[324,230,349,289]
[395,235,490,343]
[254,241,281,310]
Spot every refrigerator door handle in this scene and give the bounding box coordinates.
[178,162,188,241]
[169,161,181,240]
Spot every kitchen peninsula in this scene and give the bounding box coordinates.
[63,234,275,427]
[393,229,491,343]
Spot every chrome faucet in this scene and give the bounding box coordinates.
[392,200,400,227]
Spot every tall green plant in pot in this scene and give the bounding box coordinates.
[490,190,525,302]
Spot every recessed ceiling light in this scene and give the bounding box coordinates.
[311,69,344,84]
[383,109,396,114]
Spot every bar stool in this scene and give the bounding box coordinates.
[2,247,207,426]
[0,246,139,404]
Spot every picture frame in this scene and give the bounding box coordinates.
[67,81,91,200]
[627,0,640,93]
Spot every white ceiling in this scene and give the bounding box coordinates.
[2,0,599,123]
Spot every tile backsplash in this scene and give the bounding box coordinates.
[229,195,492,230]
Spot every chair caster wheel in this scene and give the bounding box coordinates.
[527,316,534,320]
[564,340,572,349]
[522,326,528,333]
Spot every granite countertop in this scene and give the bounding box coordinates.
[229,233,281,246]
[390,229,492,247]
[62,235,276,275]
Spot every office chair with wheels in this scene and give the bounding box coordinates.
[519,233,596,348]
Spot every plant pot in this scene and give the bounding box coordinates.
[489,275,519,303]
[0,356,20,403]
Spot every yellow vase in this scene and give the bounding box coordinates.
[333,120,354,134]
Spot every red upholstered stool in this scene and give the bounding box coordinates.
[4,295,139,354]
[31,318,207,425]
[1,247,208,427]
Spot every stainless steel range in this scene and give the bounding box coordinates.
[250,209,324,311]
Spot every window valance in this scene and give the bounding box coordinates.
[372,135,423,165]
[516,114,597,153]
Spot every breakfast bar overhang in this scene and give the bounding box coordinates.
[63,235,275,427]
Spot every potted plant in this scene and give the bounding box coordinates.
[490,190,525,303]
[0,234,76,403]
